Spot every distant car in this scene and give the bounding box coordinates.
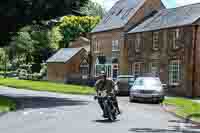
[116,75,135,95]
[129,76,165,103]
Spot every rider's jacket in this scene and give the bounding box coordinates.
[95,79,116,95]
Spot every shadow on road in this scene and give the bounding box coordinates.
[129,128,199,133]
[168,119,200,130]
[0,95,89,110]
[93,119,120,123]
[129,119,200,133]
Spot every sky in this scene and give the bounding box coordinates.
[92,0,200,11]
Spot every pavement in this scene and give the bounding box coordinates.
[0,86,199,133]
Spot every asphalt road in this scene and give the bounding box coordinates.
[0,86,199,133]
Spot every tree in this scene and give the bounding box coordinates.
[0,48,9,78]
[9,25,56,65]
[0,0,89,47]
[58,16,100,48]
[81,0,106,18]
[10,31,36,64]
[49,27,63,50]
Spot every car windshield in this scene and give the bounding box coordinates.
[144,78,162,87]
[134,78,144,86]
[134,77,161,87]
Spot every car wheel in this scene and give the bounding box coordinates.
[129,97,134,103]
[159,98,164,103]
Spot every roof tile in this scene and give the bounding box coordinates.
[129,3,200,33]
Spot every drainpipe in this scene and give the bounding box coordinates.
[88,32,92,80]
[192,25,198,98]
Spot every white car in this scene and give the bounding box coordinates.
[129,77,165,103]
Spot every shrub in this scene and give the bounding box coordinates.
[19,64,32,73]
[18,69,28,80]
[32,73,42,81]
[40,63,47,76]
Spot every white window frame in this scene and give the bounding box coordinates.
[112,40,120,51]
[169,60,181,86]
[94,40,101,53]
[153,32,159,50]
[176,28,180,40]
[135,34,141,52]
[172,29,180,49]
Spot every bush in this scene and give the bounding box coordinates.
[17,63,47,81]
[18,69,28,80]
[40,63,47,77]
[32,73,42,81]
[19,64,32,73]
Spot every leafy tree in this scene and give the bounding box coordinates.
[49,27,63,50]
[58,16,100,47]
[0,0,89,47]
[0,48,6,66]
[81,0,106,18]
[9,25,57,65]
[10,31,36,64]
[0,48,9,77]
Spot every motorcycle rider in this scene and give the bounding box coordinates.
[95,71,120,117]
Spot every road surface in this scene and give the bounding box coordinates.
[0,86,199,133]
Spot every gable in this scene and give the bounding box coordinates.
[80,58,89,67]
[125,0,165,31]
[129,3,200,34]
[69,37,90,48]
[91,0,146,33]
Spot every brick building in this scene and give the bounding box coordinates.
[47,48,89,83]
[90,0,165,79]
[90,0,200,97]
[127,4,200,97]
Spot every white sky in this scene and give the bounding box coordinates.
[92,0,200,11]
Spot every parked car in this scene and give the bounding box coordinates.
[116,75,135,95]
[129,76,165,103]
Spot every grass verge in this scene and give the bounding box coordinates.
[0,97,16,113]
[0,78,95,95]
[164,98,200,122]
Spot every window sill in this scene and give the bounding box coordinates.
[94,51,101,54]
[169,83,181,87]
[135,49,141,53]
[112,50,120,52]
[152,48,159,51]
[171,46,182,51]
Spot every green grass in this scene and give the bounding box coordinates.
[0,78,95,95]
[164,98,200,122]
[0,97,16,113]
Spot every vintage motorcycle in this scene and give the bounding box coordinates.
[95,90,118,121]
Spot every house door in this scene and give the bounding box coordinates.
[150,62,159,76]
[112,64,118,80]
[105,65,112,78]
